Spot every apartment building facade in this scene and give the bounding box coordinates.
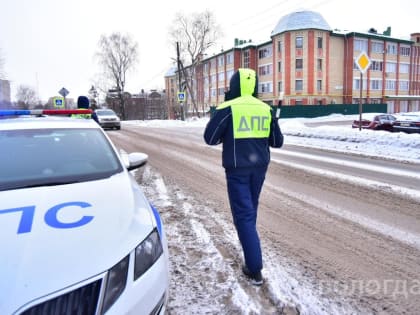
[165,10,420,117]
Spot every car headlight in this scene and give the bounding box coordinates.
[101,255,129,314]
[134,228,163,280]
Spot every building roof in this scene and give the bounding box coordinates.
[271,10,331,36]
[164,67,177,77]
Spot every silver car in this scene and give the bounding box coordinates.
[94,109,121,130]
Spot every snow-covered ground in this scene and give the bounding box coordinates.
[125,113,420,314]
[126,113,420,164]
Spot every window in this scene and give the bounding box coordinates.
[371,61,383,71]
[296,36,303,49]
[278,81,283,93]
[317,59,322,71]
[371,42,384,53]
[258,46,272,59]
[295,80,303,91]
[243,50,250,68]
[278,61,282,72]
[370,79,381,90]
[296,59,303,70]
[400,63,409,74]
[385,80,396,91]
[400,46,410,57]
[353,60,359,70]
[354,39,368,52]
[387,43,397,55]
[211,74,216,84]
[258,64,272,76]
[226,53,233,64]
[277,40,282,53]
[218,88,225,95]
[295,99,303,105]
[218,72,225,81]
[317,37,323,49]
[399,81,409,91]
[226,70,234,82]
[218,56,224,67]
[386,62,397,73]
[353,78,367,90]
[317,80,322,91]
[258,82,272,93]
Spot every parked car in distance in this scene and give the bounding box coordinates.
[392,112,420,134]
[352,113,396,131]
[94,109,121,130]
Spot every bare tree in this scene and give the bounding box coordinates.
[169,10,222,117]
[95,32,138,119]
[16,85,38,109]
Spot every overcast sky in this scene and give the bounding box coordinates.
[1,0,419,103]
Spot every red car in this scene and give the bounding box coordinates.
[352,113,396,131]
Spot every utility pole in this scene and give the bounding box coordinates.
[176,42,185,121]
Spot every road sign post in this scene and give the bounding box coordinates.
[58,87,69,109]
[177,91,186,121]
[355,52,371,131]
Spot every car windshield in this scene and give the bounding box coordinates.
[97,110,116,116]
[0,128,123,191]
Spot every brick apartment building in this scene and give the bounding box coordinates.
[165,10,420,118]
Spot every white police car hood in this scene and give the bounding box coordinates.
[0,172,157,314]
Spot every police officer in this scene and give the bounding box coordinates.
[72,96,92,119]
[204,68,283,286]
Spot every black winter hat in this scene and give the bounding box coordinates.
[77,96,90,109]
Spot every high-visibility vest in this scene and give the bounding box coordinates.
[71,109,92,119]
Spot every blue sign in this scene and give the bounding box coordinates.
[53,97,65,108]
[177,92,186,102]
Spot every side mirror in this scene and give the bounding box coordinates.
[121,151,148,171]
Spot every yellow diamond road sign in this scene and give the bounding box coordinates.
[356,51,371,73]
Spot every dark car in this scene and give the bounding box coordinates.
[94,109,121,130]
[352,113,396,131]
[392,112,420,134]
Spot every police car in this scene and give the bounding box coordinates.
[0,109,169,315]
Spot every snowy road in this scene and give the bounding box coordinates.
[108,123,420,315]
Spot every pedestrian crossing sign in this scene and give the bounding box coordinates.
[53,97,65,108]
[177,92,186,102]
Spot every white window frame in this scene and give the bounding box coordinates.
[385,62,397,73]
[400,46,410,57]
[399,63,409,74]
[399,81,409,91]
[370,79,382,90]
[354,39,368,52]
[371,41,384,54]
